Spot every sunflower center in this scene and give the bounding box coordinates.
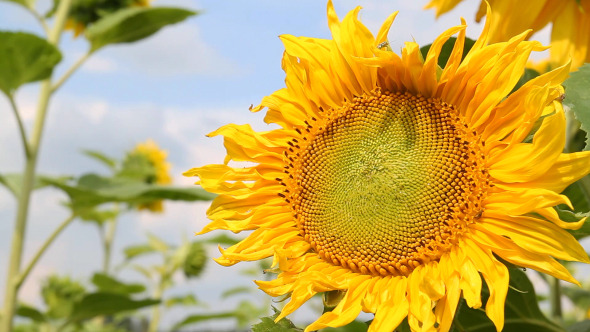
[288,91,489,277]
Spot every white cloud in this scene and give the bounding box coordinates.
[83,55,119,73]
[104,23,242,77]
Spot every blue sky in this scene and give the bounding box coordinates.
[0,0,556,329]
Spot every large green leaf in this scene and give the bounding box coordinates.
[171,312,236,332]
[16,304,46,322]
[78,207,118,225]
[563,64,590,150]
[172,301,266,331]
[42,173,215,212]
[556,207,590,240]
[251,307,301,332]
[85,7,196,51]
[568,320,590,332]
[562,286,590,309]
[1,0,34,9]
[221,286,252,299]
[321,321,368,332]
[203,234,242,246]
[0,32,62,96]
[91,273,146,295]
[68,292,159,322]
[165,294,200,308]
[455,268,563,332]
[124,244,156,260]
[0,173,70,198]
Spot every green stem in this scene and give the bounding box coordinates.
[147,278,166,332]
[31,9,50,36]
[7,94,31,158]
[52,51,91,93]
[102,215,119,274]
[16,214,77,289]
[550,277,563,324]
[1,0,72,330]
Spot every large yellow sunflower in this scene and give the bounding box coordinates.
[185,2,590,331]
[425,0,590,71]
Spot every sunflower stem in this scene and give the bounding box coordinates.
[7,94,31,158]
[147,277,166,332]
[102,206,120,274]
[1,0,72,329]
[31,8,50,36]
[550,277,563,324]
[52,51,91,93]
[16,213,77,289]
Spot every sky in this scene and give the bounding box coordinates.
[0,0,557,329]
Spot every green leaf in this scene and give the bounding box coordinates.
[69,292,159,322]
[91,273,146,295]
[0,173,70,198]
[130,264,153,279]
[1,0,34,9]
[164,294,200,308]
[82,150,117,170]
[252,307,301,332]
[320,321,368,332]
[221,286,252,299]
[419,37,476,69]
[85,7,197,52]
[78,208,118,225]
[171,312,236,331]
[563,64,590,150]
[568,320,590,332]
[561,179,590,213]
[16,304,46,322]
[124,244,156,260]
[203,234,242,246]
[556,206,590,240]
[456,268,563,332]
[147,233,169,252]
[234,300,268,327]
[562,286,590,309]
[42,173,215,212]
[0,31,62,96]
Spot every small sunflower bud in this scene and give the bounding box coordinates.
[183,242,207,278]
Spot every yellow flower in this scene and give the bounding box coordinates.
[425,0,590,71]
[131,139,172,212]
[185,2,590,331]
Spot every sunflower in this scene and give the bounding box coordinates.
[128,139,172,212]
[185,2,590,331]
[425,0,590,71]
